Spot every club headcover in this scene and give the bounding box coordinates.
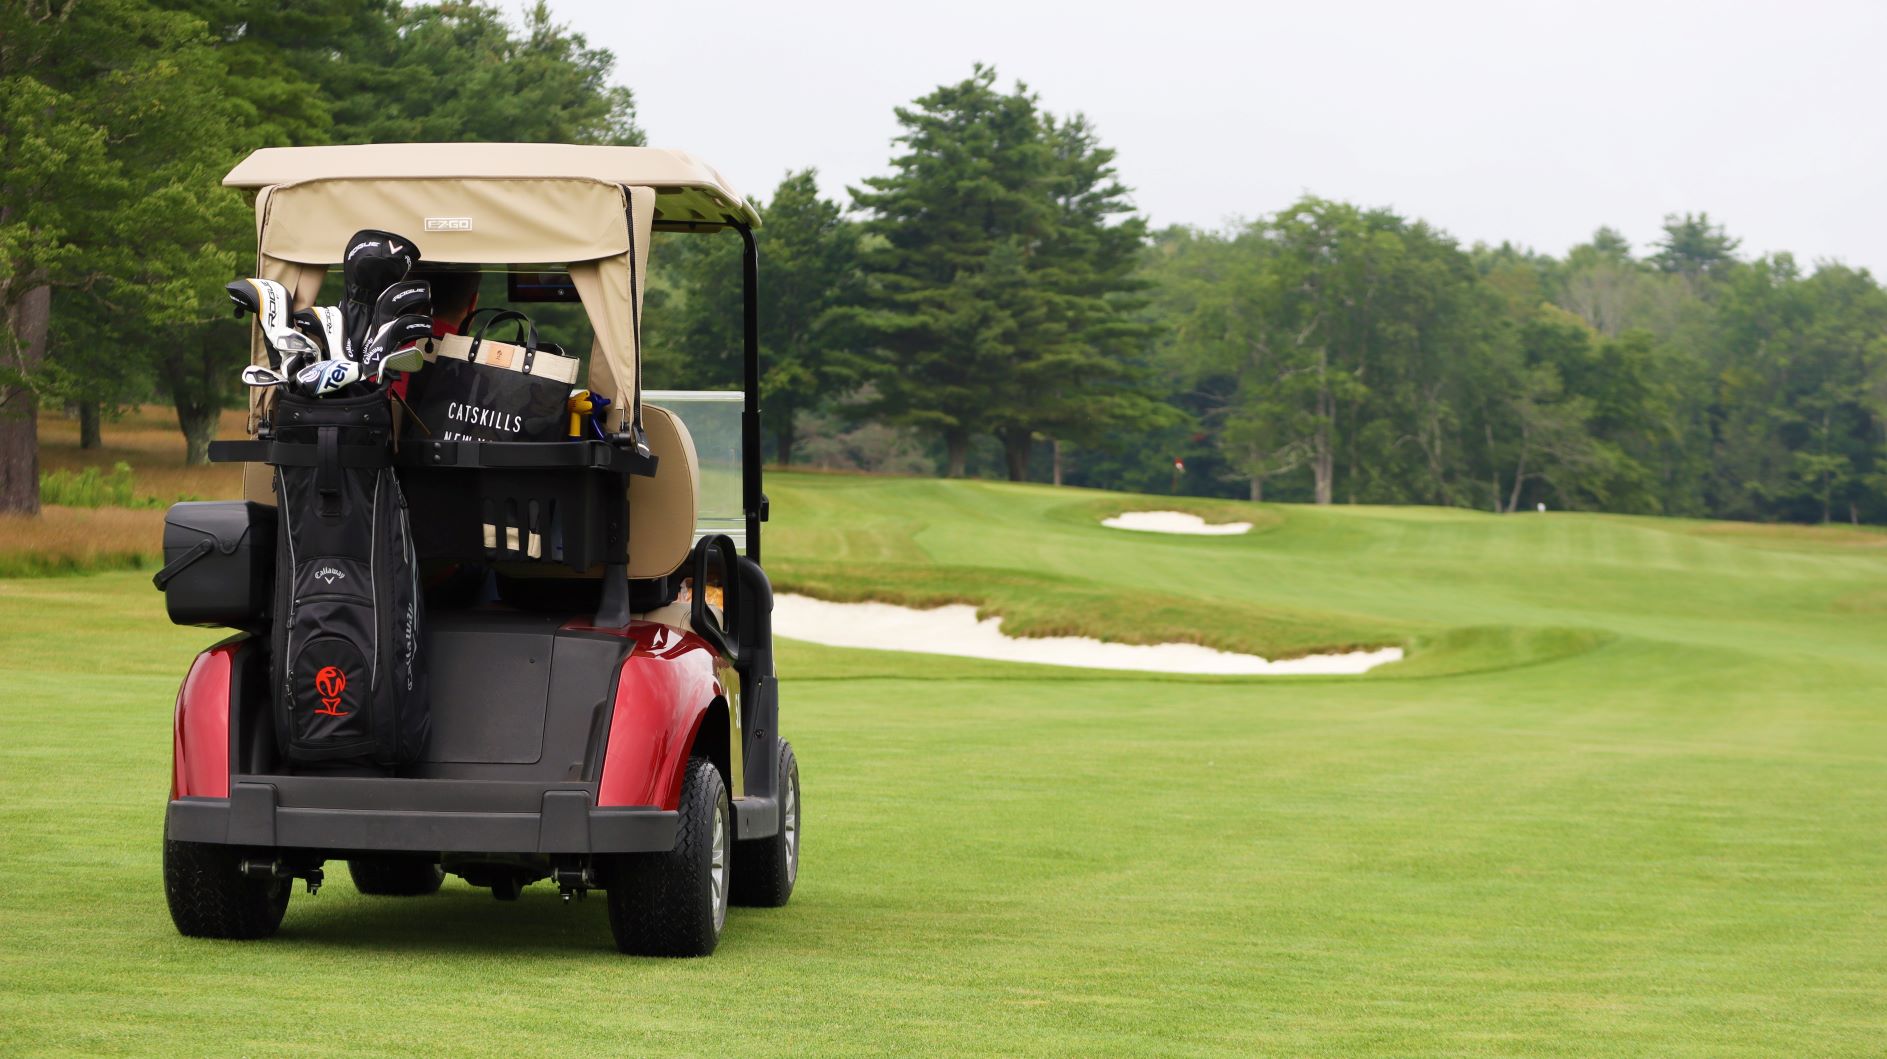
[226,278,295,366]
[373,278,432,322]
[295,358,364,398]
[291,309,329,356]
[343,229,421,307]
[363,315,436,379]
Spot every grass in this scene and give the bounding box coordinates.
[3,418,1887,1054]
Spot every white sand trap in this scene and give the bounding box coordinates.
[774,594,1403,675]
[1102,510,1253,535]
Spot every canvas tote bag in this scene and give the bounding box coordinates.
[406,309,580,443]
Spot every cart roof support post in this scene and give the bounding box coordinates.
[735,221,762,563]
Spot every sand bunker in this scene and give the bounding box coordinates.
[773,594,1402,675]
[1102,510,1253,535]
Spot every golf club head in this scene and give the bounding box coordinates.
[240,364,287,388]
[343,229,421,306]
[268,327,321,361]
[295,358,364,398]
[363,314,435,379]
[291,308,329,356]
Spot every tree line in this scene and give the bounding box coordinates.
[6,5,1885,526]
[657,68,1887,525]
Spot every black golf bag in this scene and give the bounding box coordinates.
[267,389,429,767]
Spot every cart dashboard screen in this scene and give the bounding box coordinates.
[508,270,581,303]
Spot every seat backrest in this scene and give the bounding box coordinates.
[628,404,699,579]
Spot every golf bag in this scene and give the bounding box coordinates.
[267,388,429,767]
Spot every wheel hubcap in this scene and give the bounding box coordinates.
[710,797,728,933]
[783,770,799,885]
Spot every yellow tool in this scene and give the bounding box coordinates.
[566,389,593,438]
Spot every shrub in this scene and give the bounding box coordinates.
[39,463,162,509]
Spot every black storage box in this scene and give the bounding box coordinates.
[154,501,278,628]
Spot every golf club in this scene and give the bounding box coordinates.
[291,308,329,356]
[240,364,288,388]
[363,315,435,379]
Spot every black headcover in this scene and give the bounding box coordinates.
[343,230,421,304]
[342,230,422,362]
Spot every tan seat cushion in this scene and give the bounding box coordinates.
[628,404,699,579]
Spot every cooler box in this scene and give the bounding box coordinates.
[154,501,277,628]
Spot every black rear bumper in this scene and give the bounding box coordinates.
[167,779,677,855]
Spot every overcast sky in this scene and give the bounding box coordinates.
[559,0,1887,272]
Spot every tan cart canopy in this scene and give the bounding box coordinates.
[224,143,758,442]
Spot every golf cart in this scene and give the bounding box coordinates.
[157,144,797,957]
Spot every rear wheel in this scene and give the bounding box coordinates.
[731,740,800,907]
[347,855,444,896]
[604,757,729,957]
[163,827,290,939]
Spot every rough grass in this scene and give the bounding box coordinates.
[3,430,1887,1054]
[1,408,245,576]
[0,507,165,577]
[36,405,247,505]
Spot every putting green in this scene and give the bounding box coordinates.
[2,473,1884,1055]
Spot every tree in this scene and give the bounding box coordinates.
[989,112,1173,481]
[850,66,1168,481]
[2,0,254,509]
[330,1,641,145]
[654,170,862,465]
[1650,212,1741,285]
[846,66,1052,478]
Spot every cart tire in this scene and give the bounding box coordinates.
[604,757,729,957]
[163,827,290,940]
[347,855,444,896]
[732,740,800,908]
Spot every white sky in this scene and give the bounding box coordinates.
[557,0,1887,272]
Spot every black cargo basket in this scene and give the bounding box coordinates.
[211,434,657,623]
[393,438,654,570]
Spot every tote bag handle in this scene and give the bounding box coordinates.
[463,308,540,374]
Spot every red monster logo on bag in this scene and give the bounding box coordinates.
[313,666,349,717]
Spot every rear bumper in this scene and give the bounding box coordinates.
[167,779,677,855]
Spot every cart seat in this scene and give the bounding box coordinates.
[628,404,699,580]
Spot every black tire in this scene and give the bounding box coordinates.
[347,854,444,896]
[731,740,800,908]
[605,758,729,957]
[163,827,290,940]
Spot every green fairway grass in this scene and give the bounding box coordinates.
[3,473,1885,1055]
